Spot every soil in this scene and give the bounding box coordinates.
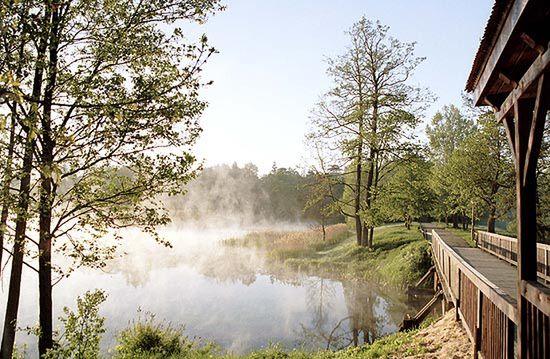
[403,309,473,359]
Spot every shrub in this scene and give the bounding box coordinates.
[113,314,215,358]
[44,290,107,359]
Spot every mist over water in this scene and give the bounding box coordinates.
[1,222,428,356]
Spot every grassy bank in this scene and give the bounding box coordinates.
[225,223,432,287]
[106,310,470,359]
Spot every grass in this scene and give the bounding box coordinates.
[112,315,439,359]
[224,223,432,287]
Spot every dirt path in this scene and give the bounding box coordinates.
[401,309,473,359]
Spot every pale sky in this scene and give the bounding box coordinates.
[192,0,494,174]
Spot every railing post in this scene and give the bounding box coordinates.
[506,318,515,359]
[474,290,483,359]
[545,249,549,284]
[456,269,461,322]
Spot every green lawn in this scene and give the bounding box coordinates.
[225,223,432,287]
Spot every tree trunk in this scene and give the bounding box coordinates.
[1,134,35,358]
[354,130,363,246]
[361,222,368,247]
[487,212,496,233]
[0,6,27,276]
[368,226,374,248]
[38,5,61,355]
[452,213,459,229]
[471,205,476,244]
[321,216,326,241]
[0,113,16,274]
[1,7,49,356]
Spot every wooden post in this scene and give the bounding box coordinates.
[545,249,549,284]
[474,290,483,359]
[503,73,549,359]
[456,269,461,321]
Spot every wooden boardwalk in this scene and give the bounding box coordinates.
[425,226,550,359]
[435,229,519,302]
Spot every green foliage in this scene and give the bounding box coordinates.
[426,104,477,220]
[377,156,435,228]
[427,103,515,231]
[536,122,550,242]
[44,290,107,359]
[232,329,429,359]
[113,314,216,359]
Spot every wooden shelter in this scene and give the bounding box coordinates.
[466,0,550,357]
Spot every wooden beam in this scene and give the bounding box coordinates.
[523,74,550,185]
[520,32,545,55]
[496,45,550,122]
[498,72,518,87]
[502,116,516,160]
[473,0,530,104]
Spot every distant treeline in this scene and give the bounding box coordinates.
[165,163,344,226]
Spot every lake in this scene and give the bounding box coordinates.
[2,225,429,356]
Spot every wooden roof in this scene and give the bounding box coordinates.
[466,0,550,112]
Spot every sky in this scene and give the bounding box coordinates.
[191,0,494,174]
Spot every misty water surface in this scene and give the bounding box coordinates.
[2,225,428,356]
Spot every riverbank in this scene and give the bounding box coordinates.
[242,309,472,358]
[224,223,432,286]
[103,308,472,358]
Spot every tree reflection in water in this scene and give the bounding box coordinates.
[299,279,405,350]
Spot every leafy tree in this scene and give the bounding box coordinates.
[261,166,308,222]
[536,120,550,242]
[426,105,475,227]
[303,170,344,240]
[378,156,435,229]
[309,17,429,248]
[0,1,223,356]
[446,113,514,233]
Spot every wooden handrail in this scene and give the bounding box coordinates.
[521,280,550,317]
[476,230,550,283]
[432,230,518,323]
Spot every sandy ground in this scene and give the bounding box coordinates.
[402,309,473,359]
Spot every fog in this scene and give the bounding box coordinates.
[2,221,426,356]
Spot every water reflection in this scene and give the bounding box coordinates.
[5,227,429,356]
[296,278,421,351]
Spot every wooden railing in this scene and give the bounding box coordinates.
[520,280,550,357]
[477,231,550,283]
[432,230,517,358]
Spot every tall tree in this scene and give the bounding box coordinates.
[1,0,223,356]
[1,1,50,355]
[309,17,429,248]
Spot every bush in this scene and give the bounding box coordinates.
[114,314,215,358]
[44,290,107,359]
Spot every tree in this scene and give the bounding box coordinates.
[309,17,429,248]
[446,113,514,233]
[0,1,223,356]
[303,169,344,240]
[426,104,475,227]
[378,155,435,229]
